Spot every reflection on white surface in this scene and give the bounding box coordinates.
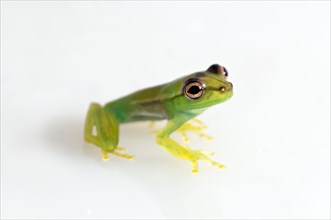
[1,1,330,219]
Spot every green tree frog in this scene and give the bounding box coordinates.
[84,64,233,173]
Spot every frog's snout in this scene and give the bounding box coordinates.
[228,82,233,89]
[220,82,233,93]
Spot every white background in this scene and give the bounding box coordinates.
[1,1,330,219]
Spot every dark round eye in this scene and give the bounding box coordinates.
[184,81,205,99]
[206,64,229,77]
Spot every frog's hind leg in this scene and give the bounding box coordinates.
[84,103,102,146]
[84,103,134,160]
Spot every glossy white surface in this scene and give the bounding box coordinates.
[1,1,330,219]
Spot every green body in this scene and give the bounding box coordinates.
[104,84,168,123]
[84,64,233,173]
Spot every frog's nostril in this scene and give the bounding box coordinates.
[220,83,233,93]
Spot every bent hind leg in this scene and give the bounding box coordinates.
[84,102,133,160]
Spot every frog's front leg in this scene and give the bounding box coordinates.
[176,118,213,143]
[156,117,225,173]
[84,103,134,160]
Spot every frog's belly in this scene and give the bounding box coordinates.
[128,99,169,122]
[106,95,170,123]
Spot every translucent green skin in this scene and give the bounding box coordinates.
[84,64,233,173]
[104,72,232,122]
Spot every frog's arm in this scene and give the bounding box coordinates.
[156,115,225,173]
[149,118,213,143]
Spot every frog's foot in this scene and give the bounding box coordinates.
[177,119,213,143]
[111,151,134,160]
[117,147,126,151]
[157,135,224,173]
[101,148,134,160]
[109,147,135,160]
[190,150,225,173]
[113,146,134,160]
[191,118,207,127]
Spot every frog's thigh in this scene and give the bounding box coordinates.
[84,103,102,147]
[84,103,119,152]
[95,108,119,152]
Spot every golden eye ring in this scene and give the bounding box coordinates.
[183,80,205,100]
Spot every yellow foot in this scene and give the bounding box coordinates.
[177,119,214,143]
[101,147,134,160]
[112,146,134,160]
[111,151,134,160]
[190,150,225,173]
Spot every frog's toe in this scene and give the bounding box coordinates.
[192,118,208,127]
[192,150,225,170]
[112,151,135,160]
[191,168,199,174]
[198,150,215,156]
[179,131,190,143]
[199,133,214,142]
[191,160,199,174]
[113,146,135,160]
[117,147,125,151]
[101,150,110,161]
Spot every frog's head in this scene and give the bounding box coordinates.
[169,64,233,115]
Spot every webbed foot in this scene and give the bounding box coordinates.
[156,134,225,173]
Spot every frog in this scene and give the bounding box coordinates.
[84,64,233,173]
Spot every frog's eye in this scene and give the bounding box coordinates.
[184,80,205,100]
[207,64,229,77]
